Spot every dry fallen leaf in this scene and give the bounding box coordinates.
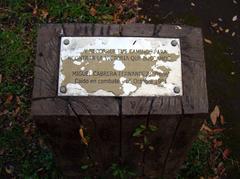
[220,115,225,125]
[232,15,238,22]
[16,96,21,105]
[32,5,38,16]
[217,162,225,173]
[210,105,220,125]
[90,6,97,16]
[204,38,212,44]
[148,146,154,151]
[5,95,13,104]
[101,14,113,21]
[79,127,88,145]
[223,148,230,160]
[201,123,213,132]
[5,164,14,174]
[211,22,218,28]
[24,124,31,135]
[40,9,49,19]
[225,29,229,33]
[126,17,137,24]
[13,107,20,117]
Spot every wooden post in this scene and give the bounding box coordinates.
[31,24,208,178]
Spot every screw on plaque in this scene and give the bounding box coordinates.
[63,39,70,45]
[60,86,67,93]
[171,40,178,46]
[173,86,180,94]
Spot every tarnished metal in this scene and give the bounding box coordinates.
[63,39,70,45]
[173,86,180,94]
[58,37,182,96]
[171,40,178,46]
[60,86,67,93]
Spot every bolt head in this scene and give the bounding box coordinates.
[63,39,70,45]
[60,86,67,93]
[171,40,178,46]
[173,86,180,94]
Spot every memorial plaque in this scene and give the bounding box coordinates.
[58,37,182,96]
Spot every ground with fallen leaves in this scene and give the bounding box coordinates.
[178,106,239,179]
[0,0,141,178]
[0,0,239,178]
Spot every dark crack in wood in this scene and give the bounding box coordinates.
[142,98,155,176]
[118,97,123,163]
[161,99,184,177]
[68,100,93,160]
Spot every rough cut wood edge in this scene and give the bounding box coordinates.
[31,97,68,116]
[122,96,182,115]
[32,23,208,116]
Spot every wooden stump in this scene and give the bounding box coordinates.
[31,24,208,178]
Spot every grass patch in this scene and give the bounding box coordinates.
[0,0,139,178]
[177,132,213,178]
[0,122,61,178]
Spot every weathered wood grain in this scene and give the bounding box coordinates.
[143,116,179,177]
[122,97,153,115]
[68,97,119,116]
[151,96,182,115]
[88,116,120,176]
[63,23,93,36]
[121,116,147,176]
[31,97,68,116]
[93,24,120,36]
[35,116,96,178]
[163,116,204,179]
[32,24,62,99]
[121,23,155,36]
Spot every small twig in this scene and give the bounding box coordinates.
[162,11,173,19]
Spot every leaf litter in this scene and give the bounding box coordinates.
[197,105,239,178]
